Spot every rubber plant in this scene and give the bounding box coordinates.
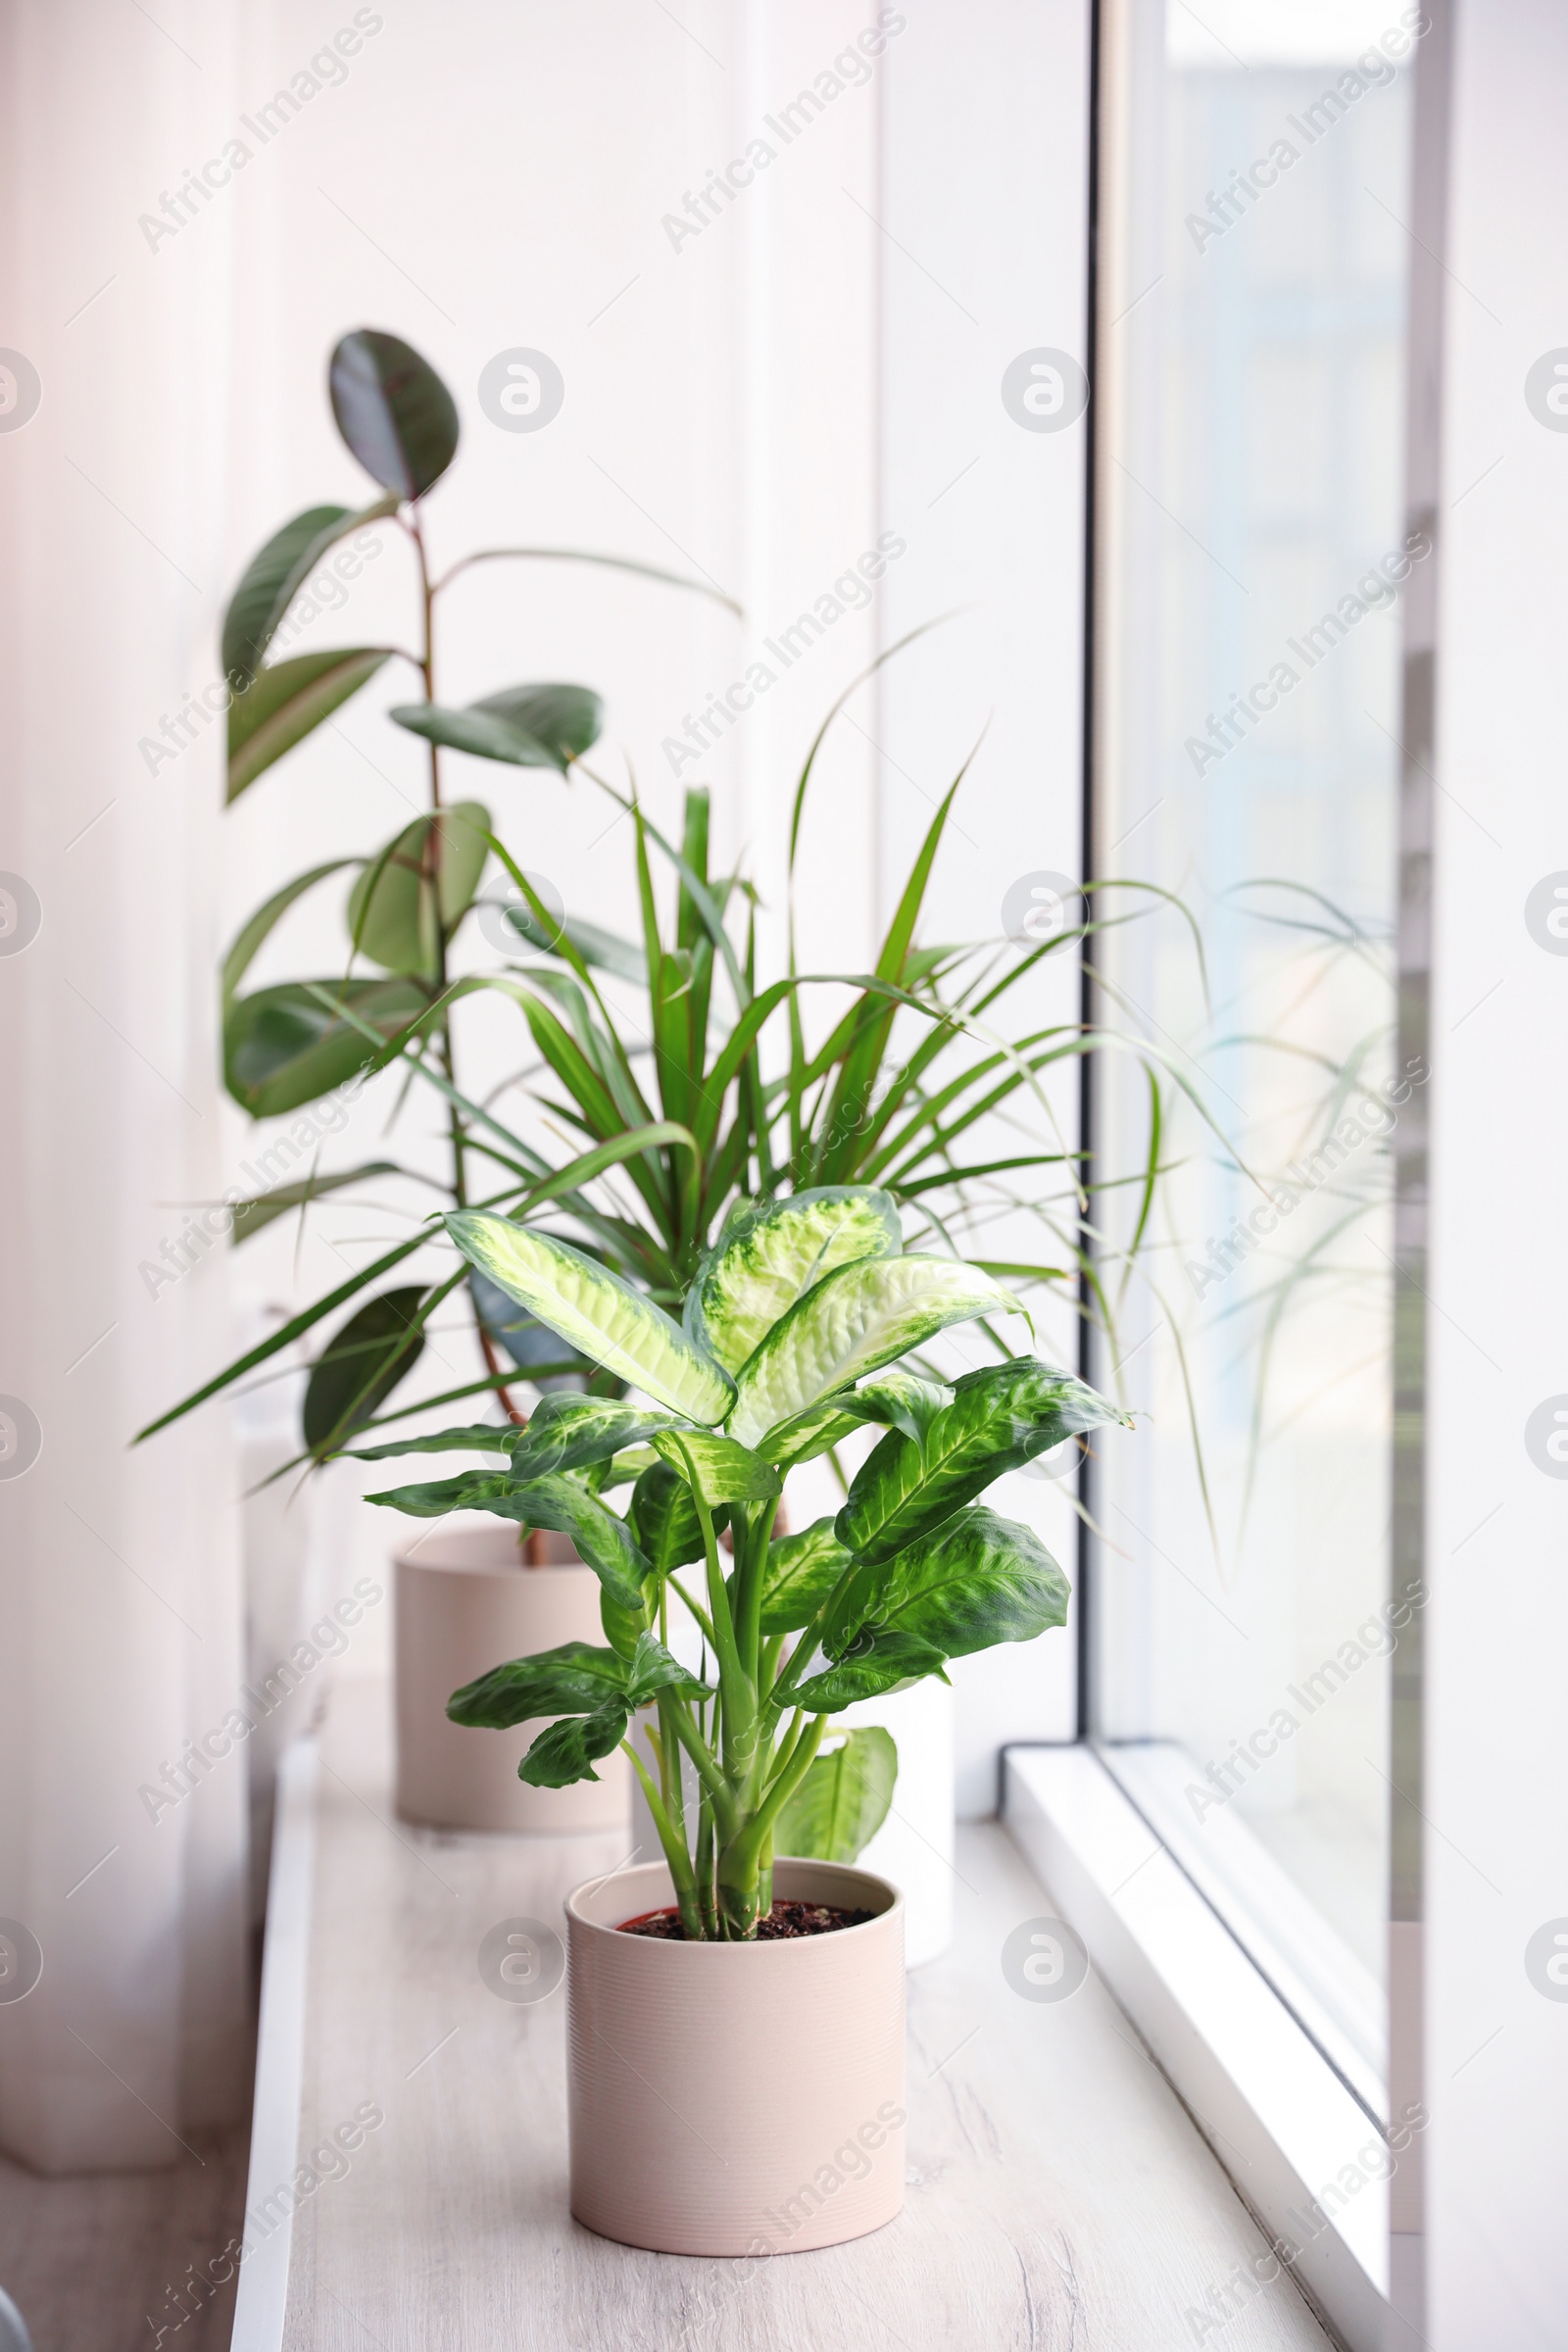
[148,322,738,1456]
[355,1194,1127,1939]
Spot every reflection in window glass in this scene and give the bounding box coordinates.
[1090,0,1417,2106]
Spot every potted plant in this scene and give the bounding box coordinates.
[359,1189,1124,2252]
[140,326,1192,1880]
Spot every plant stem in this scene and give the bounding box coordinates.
[619,1739,702,1938]
[409,506,522,1424]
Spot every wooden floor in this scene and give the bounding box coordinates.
[0,2121,251,2351]
[268,1676,1335,2350]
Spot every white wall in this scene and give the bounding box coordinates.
[1424,0,1568,2337]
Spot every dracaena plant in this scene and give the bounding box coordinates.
[353,1194,1126,1940]
[138,322,1198,1474]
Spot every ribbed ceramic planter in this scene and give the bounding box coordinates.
[394,1525,630,1833]
[566,1857,906,2256]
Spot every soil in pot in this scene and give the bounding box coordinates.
[618,1899,876,1940]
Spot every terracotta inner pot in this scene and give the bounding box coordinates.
[565,1857,906,2257]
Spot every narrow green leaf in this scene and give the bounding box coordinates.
[220,861,357,1008]
[229,1160,401,1244]
[227,649,392,802]
[348,1422,517,1462]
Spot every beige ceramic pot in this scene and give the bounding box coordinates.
[566,1856,906,2256]
[394,1525,630,1833]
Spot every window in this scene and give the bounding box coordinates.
[1088,0,1421,2118]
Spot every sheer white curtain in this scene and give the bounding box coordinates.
[0,0,268,2171]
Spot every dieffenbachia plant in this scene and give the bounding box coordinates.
[357,1191,1127,1940]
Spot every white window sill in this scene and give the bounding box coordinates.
[1004,1743,1404,2352]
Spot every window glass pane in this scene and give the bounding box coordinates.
[1092,0,1417,2107]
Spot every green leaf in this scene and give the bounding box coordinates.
[760,1398,864,1472]
[495,1474,649,1612]
[346,802,491,975]
[775,1727,897,1863]
[227,649,392,802]
[517,1705,628,1787]
[625,1631,710,1705]
[390,683,603,773]
[829,1505,1070,1666]
[329,328,459,500]
[792,1634,950,1711]
[447,1641,629,1728]
[304,1287,427,1452]
[727,1253,1024,1451]
[684,1187,903,1374]
[837,1359,1125,1566]
[221,497,399,692]
[365,1470,521,1515]
[507,1394,683,1480]
[757,1518,853,1635]
[626,1461,720,1573]
[445,1211,734,1426]
[349,1422,518,1462]
[650,1429,780,1509]
[229,1160,401,1244]
[221,862,359,1010]
[496,906,644,981]
[223,977,428,1117]
[760,1370,956,1468]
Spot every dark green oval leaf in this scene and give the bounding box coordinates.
[390,682,603,773]
[221,496,399,692]
[227,649,391,803]
[346,802,491,975]
[329,328,458,500]
[223,976,428,1117]
[304,1287,427,1453]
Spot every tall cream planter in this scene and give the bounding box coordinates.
[395,1526,630,1833]
[566,1858,906,2256]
